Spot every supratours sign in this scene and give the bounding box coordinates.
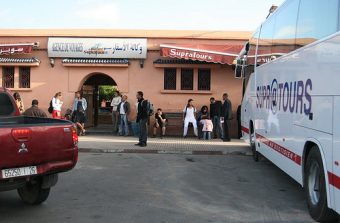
[48,38,147,59]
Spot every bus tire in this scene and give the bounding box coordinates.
[250,126,259,162]
[304,146,338,222]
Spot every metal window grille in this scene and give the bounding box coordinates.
[2,67,14,88]
[164,68,177,90]
[198,69,211,91]
[19,67,30,88]
[181,68,193,90]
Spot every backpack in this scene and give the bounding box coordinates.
[48,100,53,114]
[143,100,154,116]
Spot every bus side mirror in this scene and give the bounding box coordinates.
[234,59,245,79]
[235,65,244,79]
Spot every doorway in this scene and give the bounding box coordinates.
[81,73,117,127]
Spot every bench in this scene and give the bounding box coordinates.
[150,112,196,137]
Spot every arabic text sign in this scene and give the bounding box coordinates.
[48,38,147,59]
[0,45,32,55]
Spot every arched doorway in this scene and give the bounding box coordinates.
[81,73,117,127]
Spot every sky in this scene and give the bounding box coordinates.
[0,0,285,31]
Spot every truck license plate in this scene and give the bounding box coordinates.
[1,166,37,179]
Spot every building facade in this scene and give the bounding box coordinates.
[0,29,250,137]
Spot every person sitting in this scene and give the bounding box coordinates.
[23,99,47,118]
[153,108,167,138]
[197,105,209,139]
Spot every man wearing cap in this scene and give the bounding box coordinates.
[23,99,47,118]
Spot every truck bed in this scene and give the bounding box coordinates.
[0,116,78,175]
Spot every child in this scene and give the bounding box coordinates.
[200,116,213,140]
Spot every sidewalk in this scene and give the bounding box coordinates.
[78,135,252,156]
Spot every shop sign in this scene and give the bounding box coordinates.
[0,44,33,55]
[48,38,147,58]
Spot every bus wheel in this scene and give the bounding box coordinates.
[304,146,338,222]
[250,129,259,162]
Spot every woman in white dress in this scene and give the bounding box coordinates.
[183,99,198,137]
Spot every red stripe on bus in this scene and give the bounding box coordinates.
[256,133,302,165]
[328,172,340,190]
[242,126,249,134]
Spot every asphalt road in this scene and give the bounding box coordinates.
[0,153,316,223]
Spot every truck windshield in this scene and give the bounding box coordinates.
[0,93,15,116]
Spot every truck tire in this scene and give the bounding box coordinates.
[17,180,50,205]
[304,146,338,222]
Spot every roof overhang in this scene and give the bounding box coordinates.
[62,58,129,67]
[0,57,40,66]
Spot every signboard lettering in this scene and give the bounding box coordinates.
[48,38,147,59]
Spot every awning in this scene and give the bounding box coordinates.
[0,43,38,55]
[62,58,129,64]
[160,44,243,65]
[154,58,212,65]
[62,58,129,67]
[0,57,40,63]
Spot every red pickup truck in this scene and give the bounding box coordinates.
[0,88,78,204]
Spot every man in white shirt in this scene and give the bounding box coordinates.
[111,91,121,134]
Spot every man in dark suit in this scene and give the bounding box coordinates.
[210,97,223,139]
[222,93,232,142]
[135,91,149,147]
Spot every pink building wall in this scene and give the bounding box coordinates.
[0,31,249,137]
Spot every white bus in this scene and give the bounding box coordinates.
[235,0,340,221]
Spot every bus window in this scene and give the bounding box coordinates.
[272,0,299,59]
[257,13,275,65]
[296,0,339,47]
[247,28,260,66]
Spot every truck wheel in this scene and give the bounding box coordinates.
[250,128,259,162]
[17,180,50,205]
[304,146,338,222]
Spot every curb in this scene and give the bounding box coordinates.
[79,148,252,156]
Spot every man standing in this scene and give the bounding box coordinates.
[110,91,121,134]
[23,99,47,118]
[117,95,131,136]
[222,93,232,142]
[135,91,148,147]
[210,97,223,139]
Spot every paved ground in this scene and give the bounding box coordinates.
[78,135,252,155]
[0,153,316,223]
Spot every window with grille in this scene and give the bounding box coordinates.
[2,67,14,88]
[181,68,193,90]
[19,67,30,88]
[198,69,211,91]
[164,68,176,90]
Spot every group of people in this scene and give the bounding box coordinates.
[14,92,47,118]
[50,91,88,135]
[13,90,233,145]
[13,91,88,136]
[182,93,232,141]
[132,91,233,147]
